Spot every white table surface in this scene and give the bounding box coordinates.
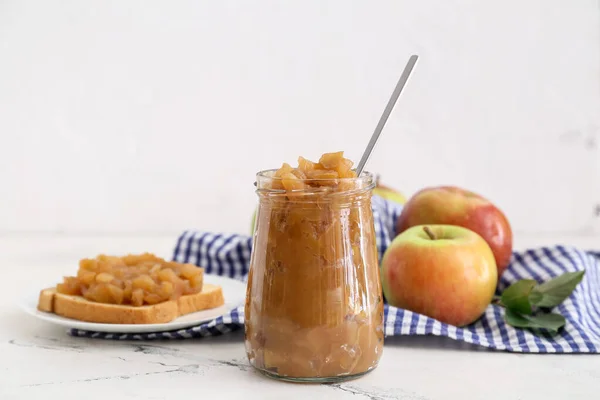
[1,234,599,400]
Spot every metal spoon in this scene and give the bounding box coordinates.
[355,55,419,177]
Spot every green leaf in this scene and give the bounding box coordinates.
[528,290,543,305]
[500,279,537,315]
[504,309,566,333]
[529,271,585,308]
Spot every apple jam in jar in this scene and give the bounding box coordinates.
[244,152,384,383]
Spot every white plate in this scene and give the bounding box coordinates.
[19,275,246,333]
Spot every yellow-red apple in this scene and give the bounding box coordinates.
[250,207,257,235]
[373,176,407,205]
[381,224,498,327]
[395,186,513,277]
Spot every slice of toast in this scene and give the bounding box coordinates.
[37,284,225,324]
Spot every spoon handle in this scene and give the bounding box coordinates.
[355,55,419,176]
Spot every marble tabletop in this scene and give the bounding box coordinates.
[1,234,599,400]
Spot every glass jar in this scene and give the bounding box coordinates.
[244,169,384,383]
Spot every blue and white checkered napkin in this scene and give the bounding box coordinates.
[70,196,600,353]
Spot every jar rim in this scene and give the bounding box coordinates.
[254,169,376,195]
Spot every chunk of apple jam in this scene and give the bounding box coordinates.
[271,152,358,191]
[55,253,203,306]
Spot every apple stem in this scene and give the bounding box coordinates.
[491,296,504,307]
[423,226,436,240]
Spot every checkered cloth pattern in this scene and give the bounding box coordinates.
[70,196,600,353]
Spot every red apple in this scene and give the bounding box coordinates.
[381,224,498,327]
[395,186,513,277]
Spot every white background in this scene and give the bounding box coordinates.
[1,0,599,239]
[1,6,599,399]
